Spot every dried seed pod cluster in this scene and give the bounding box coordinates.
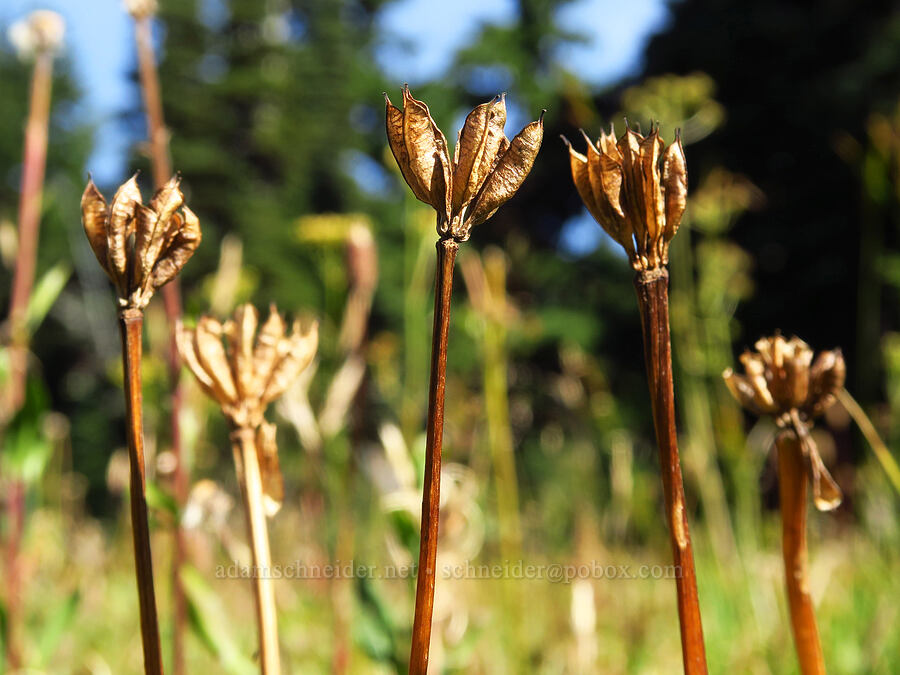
[723,334,845,510]
[8,10,65,58]
[385,86,544,241]
[177,304,318,430]
[565,124,687,270]
[81,175,201,311]
[177,304,318,510]
[123,0,158,19]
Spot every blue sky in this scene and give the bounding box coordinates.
[1,0,670,254]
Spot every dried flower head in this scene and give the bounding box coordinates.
[565,123,687,270]
[8,10,65,58]
[179,305,316,513]
[177,303,318,430]
[385,86,544,241]
[723,334,845,510]
[123,0,158,19]
[81,174,201,310]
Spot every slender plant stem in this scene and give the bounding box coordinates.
[119,308,164,675]
[134,16,189,672]
[409,237,458,674]
[135,16,173,189]
[232,428,280,675]
[7,51,53,414]
[633,268,707,675]
[3,50,54,670]
[481,257,522,559]
[836,388,900,495]
[776,431,825,674]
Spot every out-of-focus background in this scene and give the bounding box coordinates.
[1,0,899,672]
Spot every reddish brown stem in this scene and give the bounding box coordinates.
[231,428,280,675]
[633,269,707,675]
[409,237,458,674]
[776,431,825,675]
[134,16,188,673]
[6,51,53,415]
[3,49,54,670]
[119,309,165,675]
[135,16,172,189]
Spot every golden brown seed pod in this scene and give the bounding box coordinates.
[80,174,201,310]
[723,334,845,510]
[385,86,544,241]
[261,319,319,406]
[177,303,318,431]
[808,349,846,418]
[564,123,686,270]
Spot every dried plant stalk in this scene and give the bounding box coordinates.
[6,52,52,415]
[121,308,165,675]
[634,268,707,673]
[723,335,845,674]
[776,431,825,675]
[178,304,318,674]
[127,5,189,670]
[81,174,201,674]
[3,12,64,668]
[232,428,280,675]
[386,87,543,672]
[567,126,706,673]
[409,237,458,673]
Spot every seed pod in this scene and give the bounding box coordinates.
[176,321,217,400]
[194,317,238,407]
[106,175,142,293]
[81,179,111,276]
[639,130,665,246]
[148,205,201,291]
[227,304,259,400]
[452,95,507,213]
[722,368,763,414]
[723,334,845,511]
[739,350,776,412]
[399,86,451,222]
[805,434,842,511]
[385,87,544,241]
[662,135,687,243]
[178,304,318,433]
[565,124,687,270]
[784,341,813,409]
[251,306,287,401]
[79,174,201,310]
[464,114,544,236]
[807,349,845,418]
[261,320,319,405]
